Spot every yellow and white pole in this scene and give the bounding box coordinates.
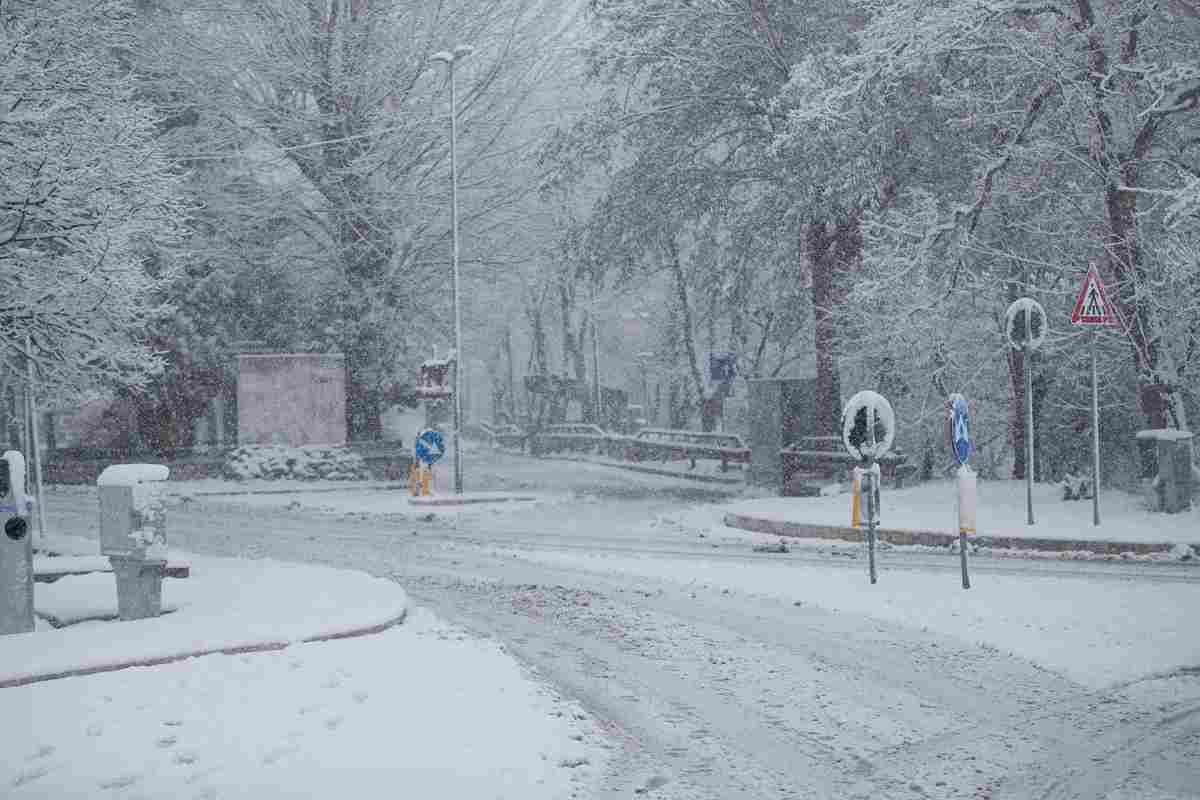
[956,464,976,589]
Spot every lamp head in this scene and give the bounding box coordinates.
[430,45,472,65]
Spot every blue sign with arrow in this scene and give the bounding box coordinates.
[414,429,446,466]
[949,394,972,465]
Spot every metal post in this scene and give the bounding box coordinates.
[435,51,467,495]
[865,466,877,585]
[591,292,601,427]
[1091,332,1101,526]
[24,336,45,542]
[955,467,969,589]
[1024,342,1035,525]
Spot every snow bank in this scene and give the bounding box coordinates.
[0,554,408,687]
[224,445,371,481]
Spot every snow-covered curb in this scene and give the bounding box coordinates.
[0,554,408,688]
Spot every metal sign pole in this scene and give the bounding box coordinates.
[24,336,46,542]
[1024,341,1035,526]
[1091,331,1101,526]
[866,465,877,585]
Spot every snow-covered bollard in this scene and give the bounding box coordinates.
[1135,430,1195,514]
[0,451,33,635]
[98,464,170,621]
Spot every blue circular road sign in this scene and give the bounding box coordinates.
[414,429,446,466]
[949,395,972,465]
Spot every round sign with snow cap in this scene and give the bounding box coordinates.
[1005,297,1047,351]
[842,391,896,462]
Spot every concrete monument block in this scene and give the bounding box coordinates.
[98,464,169,621]
[237,353,347,446]
[1136,429,1195,514]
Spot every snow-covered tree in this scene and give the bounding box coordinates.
[0,1,184,398]
[549,0,857,430]
[781,0,1200,477]
[139,0,582,438]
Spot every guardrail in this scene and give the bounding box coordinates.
[780,437,913,487]
[529,424,610,457]
[625,428,749,472]
[482,422,756,473]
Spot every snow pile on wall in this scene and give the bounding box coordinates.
[223,445,371,481]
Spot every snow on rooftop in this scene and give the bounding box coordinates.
[1135,428,1194,442]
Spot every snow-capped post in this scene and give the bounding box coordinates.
[98,464,170,621]
[0,451,34,635]
[1069,265,1121,526]
[842,391,896,585]
[948,394,975,590]
[414,429,446,497]
[1005,298,1047,527]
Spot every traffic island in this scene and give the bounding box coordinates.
[722,513,1187,556]
[719,478,1200,558]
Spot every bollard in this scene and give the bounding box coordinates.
[421,466,434,496]
[98,464,169,621]
[850,467,863,528]
[408,463,420,497]
[0,451,33,635]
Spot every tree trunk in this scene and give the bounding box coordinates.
[504,326,517,423]
[666,238,705,426]
[807,214,861,440]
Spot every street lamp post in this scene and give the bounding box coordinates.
[431,44,472,494]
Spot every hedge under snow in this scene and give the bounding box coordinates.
[223,446,371,481]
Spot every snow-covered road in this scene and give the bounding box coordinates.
[43,453,1200,798]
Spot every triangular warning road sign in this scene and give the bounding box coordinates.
[1070,266,1119,327]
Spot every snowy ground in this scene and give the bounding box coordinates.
[23,449,1200,798]
[1,546,605,798]
[1,607,603,799]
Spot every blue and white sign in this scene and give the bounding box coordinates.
[414,429,446,466]
[708,352,737,384]
[949,393,972,465]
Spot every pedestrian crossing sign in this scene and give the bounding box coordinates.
[1070,266,1119,327]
